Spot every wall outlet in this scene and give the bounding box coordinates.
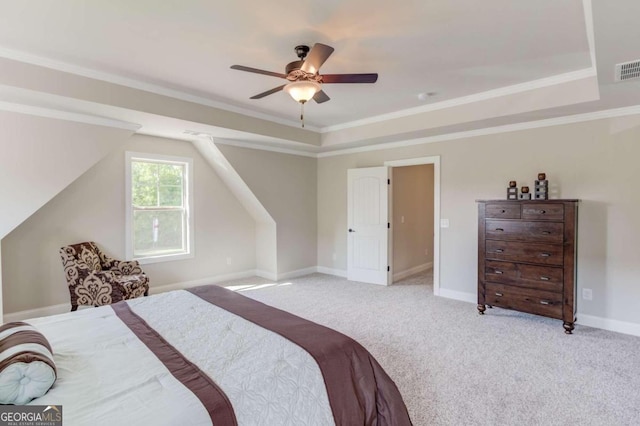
[226,257,232,265]
[401,215,405,224]
[425,249,429,256]
[440,219,449,228]
[332,252,337,261]
[582,288,593,301]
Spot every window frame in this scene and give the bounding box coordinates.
[125,151,194,264]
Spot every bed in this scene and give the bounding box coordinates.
[23,285,412,425]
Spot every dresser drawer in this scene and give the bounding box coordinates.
[485,240,563,266]
[485,283,563,319]
[485,220,563,243]
[522,203,564,221]
[485,203,520,219]
[485,261,563,292]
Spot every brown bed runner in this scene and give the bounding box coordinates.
[112,302,237,426]
[188,284,412,426]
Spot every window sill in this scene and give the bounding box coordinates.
[135,252,194,265]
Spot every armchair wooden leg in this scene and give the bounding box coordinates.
[144,289,149,297]
[71,304,78,312]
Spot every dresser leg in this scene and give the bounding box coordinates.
[563,321,574,334]
[477,304,486,315]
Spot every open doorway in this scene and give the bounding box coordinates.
[385,157,440,294]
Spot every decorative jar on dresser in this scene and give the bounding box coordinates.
[476,200,579,333]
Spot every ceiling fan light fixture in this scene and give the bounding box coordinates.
[284,80,320,103]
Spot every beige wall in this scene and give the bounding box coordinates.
[392,165,434,277]
[0,111,134,239]
[1,135,256,314]
[217,145,317,274]
[318,116,640,325]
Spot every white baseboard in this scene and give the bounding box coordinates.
[255,269,277,281]
[393,262,433,282]
[3,270,258,322]
[316,266,348,277]
[150,269,257,295]
[277,267,318,281]
[576,313,640,337]
[438,288,476,304]
[3,303,71,322]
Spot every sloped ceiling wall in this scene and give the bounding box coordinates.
[0,111,135,238]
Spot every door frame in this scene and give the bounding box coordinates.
[384,156,441,295]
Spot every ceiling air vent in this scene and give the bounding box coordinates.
[615,59,640,82]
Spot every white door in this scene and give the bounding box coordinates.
[347,167,389,285]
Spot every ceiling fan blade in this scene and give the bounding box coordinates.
[322,73,378,84]
[250,85,286,99]
[301,43,334,74]
[231,65,287,79]
[313,90,331,104]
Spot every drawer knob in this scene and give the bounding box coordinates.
[495,228,504,232]
[494,270,503,274]
[501,209,506,213]
[540,276,550,281]
[540,253,551,257]
[495,292,503,297]
[540,300,550,305]
[542,231,551,235]
[495,249,504,253]
[540,210,546,214]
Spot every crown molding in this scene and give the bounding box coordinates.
[317,104,640,158]
[0,46,321,132]
[0,100,141,131]
[320,67,597,133]
[209,137,319,158]
[0,46,599,137]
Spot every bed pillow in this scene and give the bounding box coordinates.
[0,321,57,405]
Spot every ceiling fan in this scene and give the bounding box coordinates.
[230,43,378,127]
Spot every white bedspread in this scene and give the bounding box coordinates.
[27,290,334,426]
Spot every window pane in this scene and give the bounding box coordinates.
[159,185,183,207]
[159,164,184,186]
[132,162,158,207]
[133,210,185,257]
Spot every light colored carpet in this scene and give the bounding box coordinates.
[217,271,640,426]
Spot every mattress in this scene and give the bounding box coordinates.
[26,285,412,425]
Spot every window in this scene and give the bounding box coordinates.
[125,152,194,263]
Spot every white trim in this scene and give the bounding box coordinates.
[385,156,441,296]
[0,100,141,131]
[213,138,319,158]
[582,0,597,72]
[320,68,596,133]
[276,267,318,281]
[576,313,640,337]
[3,303,70,322]
[318,105,640,158]
[255,269,278,281]
[392,262,433,282]
[125,151,195,263]
[316,266,348,277]
[438,289,476,304]
[149,270,257,294]
[0,46,320,132]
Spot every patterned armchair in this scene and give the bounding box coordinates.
[59,242,149,311]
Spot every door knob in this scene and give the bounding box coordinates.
[348,228,355,233]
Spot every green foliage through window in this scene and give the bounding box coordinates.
[130,158,189,258]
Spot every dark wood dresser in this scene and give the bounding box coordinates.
[477,200,579,333]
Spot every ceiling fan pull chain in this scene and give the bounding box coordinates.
[300,102,305,128]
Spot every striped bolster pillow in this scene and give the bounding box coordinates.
[0,321,57,405]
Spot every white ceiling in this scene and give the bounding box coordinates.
[0,0,594,128]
